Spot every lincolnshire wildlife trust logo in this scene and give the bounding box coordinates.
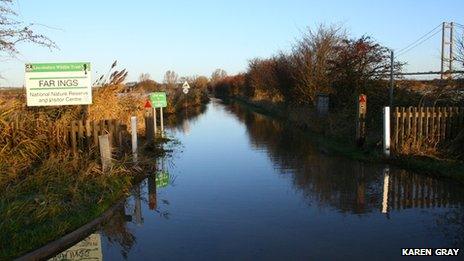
[25,64,33,72]
[402,248,460,256]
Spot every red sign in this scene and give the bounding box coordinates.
[144,100,152,108]
[359,95,366,103]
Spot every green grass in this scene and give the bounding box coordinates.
[0,154,140,260]
[0,135,176,260]
[0,81,195,259]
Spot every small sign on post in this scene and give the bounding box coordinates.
[149,92,167,137]
[182,81,190,94]
[25,62,92,106]
[356,94,367,147]
[316,93,329,116]
[144,102,154,143]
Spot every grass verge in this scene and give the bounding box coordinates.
[0,146,170,260]
[229,97,464,185]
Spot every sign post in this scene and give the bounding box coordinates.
[383,106,391,157]
[153,107,157,137]
[131,116,138,163]
[25,62,92,106]
[356,94,367,147]
[149,92,167,137]
[182,81,190,110]
[160,107,164,137]
[144,100,153,143]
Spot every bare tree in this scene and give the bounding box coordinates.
[211,68,227,85]
[456,33,464,70]
[0,0,56,58]
[193,75,209,89]
[290,24,344,105]
[164,70,178,88]
[138,73,150,82]
[179,75,194,85]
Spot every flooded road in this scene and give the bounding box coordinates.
[51,99,464,260]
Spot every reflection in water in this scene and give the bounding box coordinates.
[132,185,143,226]
[50,156,174,260]
[165,104,207,135]
[223,101,464,249]
[226,102,464,215]
[385,169,463,211]
[51,100,464,259]
[49,234,102,261]
[148,175,157,210]
[381,167,390,214]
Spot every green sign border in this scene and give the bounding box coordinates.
[25,62,91,73]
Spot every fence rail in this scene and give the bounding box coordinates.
[392,106,464,152]
[68,119,128,154]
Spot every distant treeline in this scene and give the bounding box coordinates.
[211,25,464,157]
[215,26,424,112]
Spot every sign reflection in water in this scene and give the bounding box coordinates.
[49,234,102,261]
[49,100,464,260]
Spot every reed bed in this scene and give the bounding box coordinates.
[0,82,151,259]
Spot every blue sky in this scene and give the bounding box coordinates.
[1,0,463,86]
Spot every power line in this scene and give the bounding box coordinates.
[396,24,441,54]
[455,22,464,28]
[396,29,441,57]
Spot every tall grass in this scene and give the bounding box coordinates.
[0,79,154,259]
[0,61,211,258]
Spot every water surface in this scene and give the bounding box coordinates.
[51,99,464,260]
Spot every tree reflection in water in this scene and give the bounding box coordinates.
[101,203,136,259]
[50,100,464,259]
[223,101,464,247]
[51,165,175,260]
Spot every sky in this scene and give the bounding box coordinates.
[1,0,464,87]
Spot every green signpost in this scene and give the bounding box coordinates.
[149,92,167,108]
[148,92,167,137]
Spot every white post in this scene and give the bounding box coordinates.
[381,167,390,214]
[131,116,138,162]
[98,134,112,172]
[383,106,390,157]
[160,107,164,137]
[152,107,157,137]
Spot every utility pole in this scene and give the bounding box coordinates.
[389,50,394,107]
[441,22,445,79]
[441,21,454,79]
[450,22,454,72]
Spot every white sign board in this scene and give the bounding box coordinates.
[182,81,190,89]
[182,81,190,94]
[25,62,92,106]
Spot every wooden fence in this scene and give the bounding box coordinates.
[68,119,128,154]
[392,107,464,152]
